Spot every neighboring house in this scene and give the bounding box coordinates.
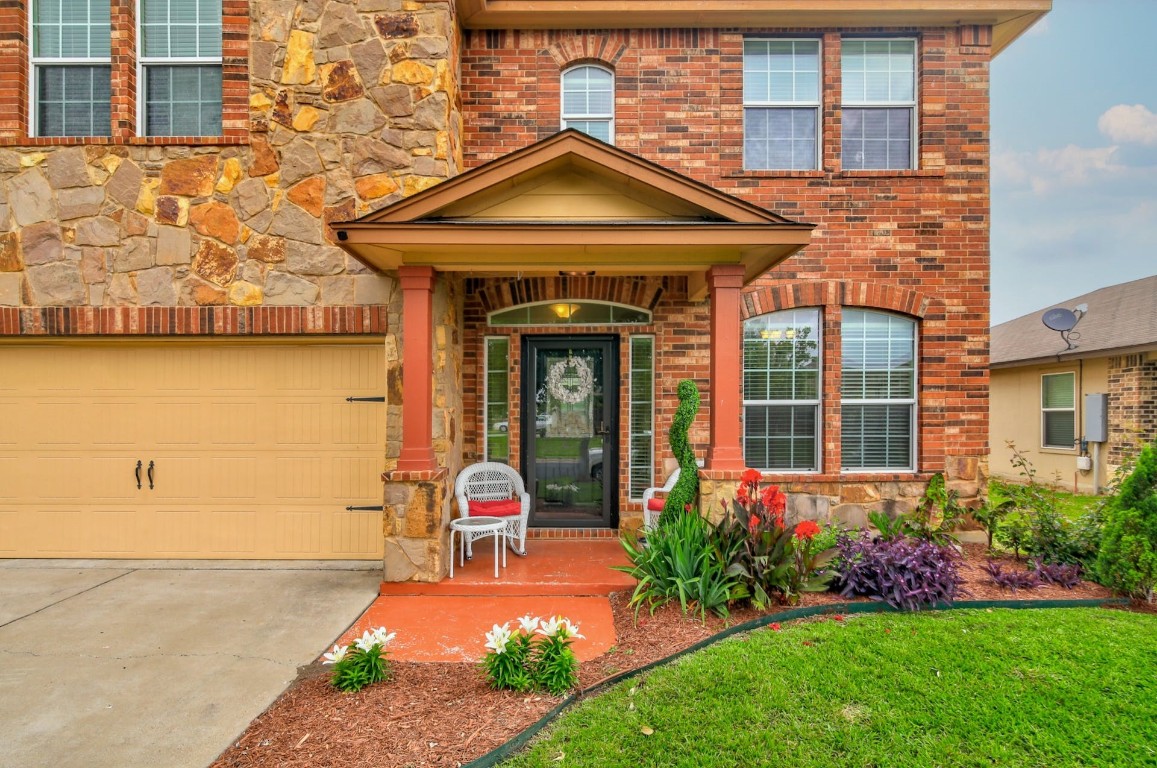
[990,275,1157,495]
[0,1,1049,577]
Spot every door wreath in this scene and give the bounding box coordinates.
[546,356,594,404]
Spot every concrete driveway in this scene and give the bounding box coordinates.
[0,560,381,768]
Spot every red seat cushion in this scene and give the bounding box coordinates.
[646,497,666,512]
[468,499,522,517]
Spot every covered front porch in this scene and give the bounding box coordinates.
[334,131,813,582]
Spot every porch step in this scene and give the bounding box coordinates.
[379,539,634,597]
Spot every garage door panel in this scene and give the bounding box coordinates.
[5,344,385,559]
[276,511,322,553]
[275,402,323,445]
[331,511,382,556]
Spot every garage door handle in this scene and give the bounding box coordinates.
[135,460,142,490]
[147,460,155,490]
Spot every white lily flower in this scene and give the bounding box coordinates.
[371,626,396,646]
[559,619,584,640]
[538,616,563,637]
[353,629,380,652]
[517,615,541,635]
[484,623,512,654]
[321,644,347,664]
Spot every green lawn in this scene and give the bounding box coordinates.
[504,609,1157,767]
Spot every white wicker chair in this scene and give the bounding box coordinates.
[641,460,704,532]
[641,469,682,532]
[454,462,530,556]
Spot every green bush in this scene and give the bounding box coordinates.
[617,510,745,620]
[1096,443,1157,601]
[661,379,700,526]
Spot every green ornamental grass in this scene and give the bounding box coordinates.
[503,608,1157,768]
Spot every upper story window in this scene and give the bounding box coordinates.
[743,39,820,171]
[1041,372,1076,450]
[31,0,112,137]
[841,309,917,471]
[743,308,822,471]
[841,39,916,170]
[561,65,614,144]
[139,0,223,136]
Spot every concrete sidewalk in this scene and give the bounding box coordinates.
[0,561,380,768]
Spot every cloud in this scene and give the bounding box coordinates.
[1098,104,1157,146]
[993,144,1126,193]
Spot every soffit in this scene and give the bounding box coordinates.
[455,0,1051,55]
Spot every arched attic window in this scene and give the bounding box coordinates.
[561,64,614,144]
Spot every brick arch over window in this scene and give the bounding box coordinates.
[742,281,931,320]
[547,35,629,69]
[469,276,670,315]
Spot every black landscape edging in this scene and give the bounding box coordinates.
[460,596,1129,768]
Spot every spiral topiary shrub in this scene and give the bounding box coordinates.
[1096,442,1157,602]
[661,379,701,526]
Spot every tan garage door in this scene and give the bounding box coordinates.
[0,343,385,559]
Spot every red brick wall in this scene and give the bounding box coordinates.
[459,26,992,506]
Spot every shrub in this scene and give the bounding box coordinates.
[322,627,395,693]
[1096,443,1157,602]
[972,493,1015,550]
[482,615,583,695]
[712,469,834,608]
[905,472,964,545]
[834,531,963,611]
[661,379,701,525]
[983,561,1040,592]
[618,510,745,619]
[867,510,908,542]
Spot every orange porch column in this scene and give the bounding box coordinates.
[706,265,746,471]
[396,265,438,471]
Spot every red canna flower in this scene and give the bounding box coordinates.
[748,513,760,532]
[793,520,821,540]
[736,483,750,505]
[740,468,763,486]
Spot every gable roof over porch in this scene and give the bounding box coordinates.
[333,130,814,301]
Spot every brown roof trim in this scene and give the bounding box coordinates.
[991,342,1157,370]
[456,0,1050,56]
[347,130,799,227]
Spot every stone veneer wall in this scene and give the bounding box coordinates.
[0,0,463,312]
[1108,352,1157,468]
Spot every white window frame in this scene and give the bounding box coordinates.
[135,0,224,137]
[628,335,655,500]
[28,0,112,137]
[1041,372,1077,451]
[840,37,918,171]
[742,308,823,473]
[840,309,918,473]
[560,64,615,144]
[483,337,511,463]
[742,38,822,171]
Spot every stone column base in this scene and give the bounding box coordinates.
[697,468,744,525]
[382,467,450,582]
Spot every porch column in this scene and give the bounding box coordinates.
[706,265,746,471]
[396,265,437,471]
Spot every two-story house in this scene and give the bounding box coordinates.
[0,1,1049,578]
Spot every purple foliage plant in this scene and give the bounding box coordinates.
[834,531,963,611]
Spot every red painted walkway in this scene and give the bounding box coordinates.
[338,540,633,663]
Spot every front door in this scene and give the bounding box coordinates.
[522,336,618,528]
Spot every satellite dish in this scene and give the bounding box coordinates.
[1042,308,1078,332]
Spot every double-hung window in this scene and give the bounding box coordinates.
[841,39,916,170]
[743,309,821,471]
[561,65,614,144]
[31,0,112,137]
[1041,373,1076,449]
[841,309,916,471]
[743,40,820,170]
[139,0,223,136]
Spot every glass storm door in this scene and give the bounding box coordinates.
[522,336,617,528]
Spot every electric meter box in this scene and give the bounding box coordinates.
[1085,393,1108,443]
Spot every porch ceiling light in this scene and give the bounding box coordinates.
[551,303,581,320]
[560,271,596,277]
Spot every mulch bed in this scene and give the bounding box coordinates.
[211,546,1123,768]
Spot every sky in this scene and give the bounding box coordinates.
[990,0,1157,324]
